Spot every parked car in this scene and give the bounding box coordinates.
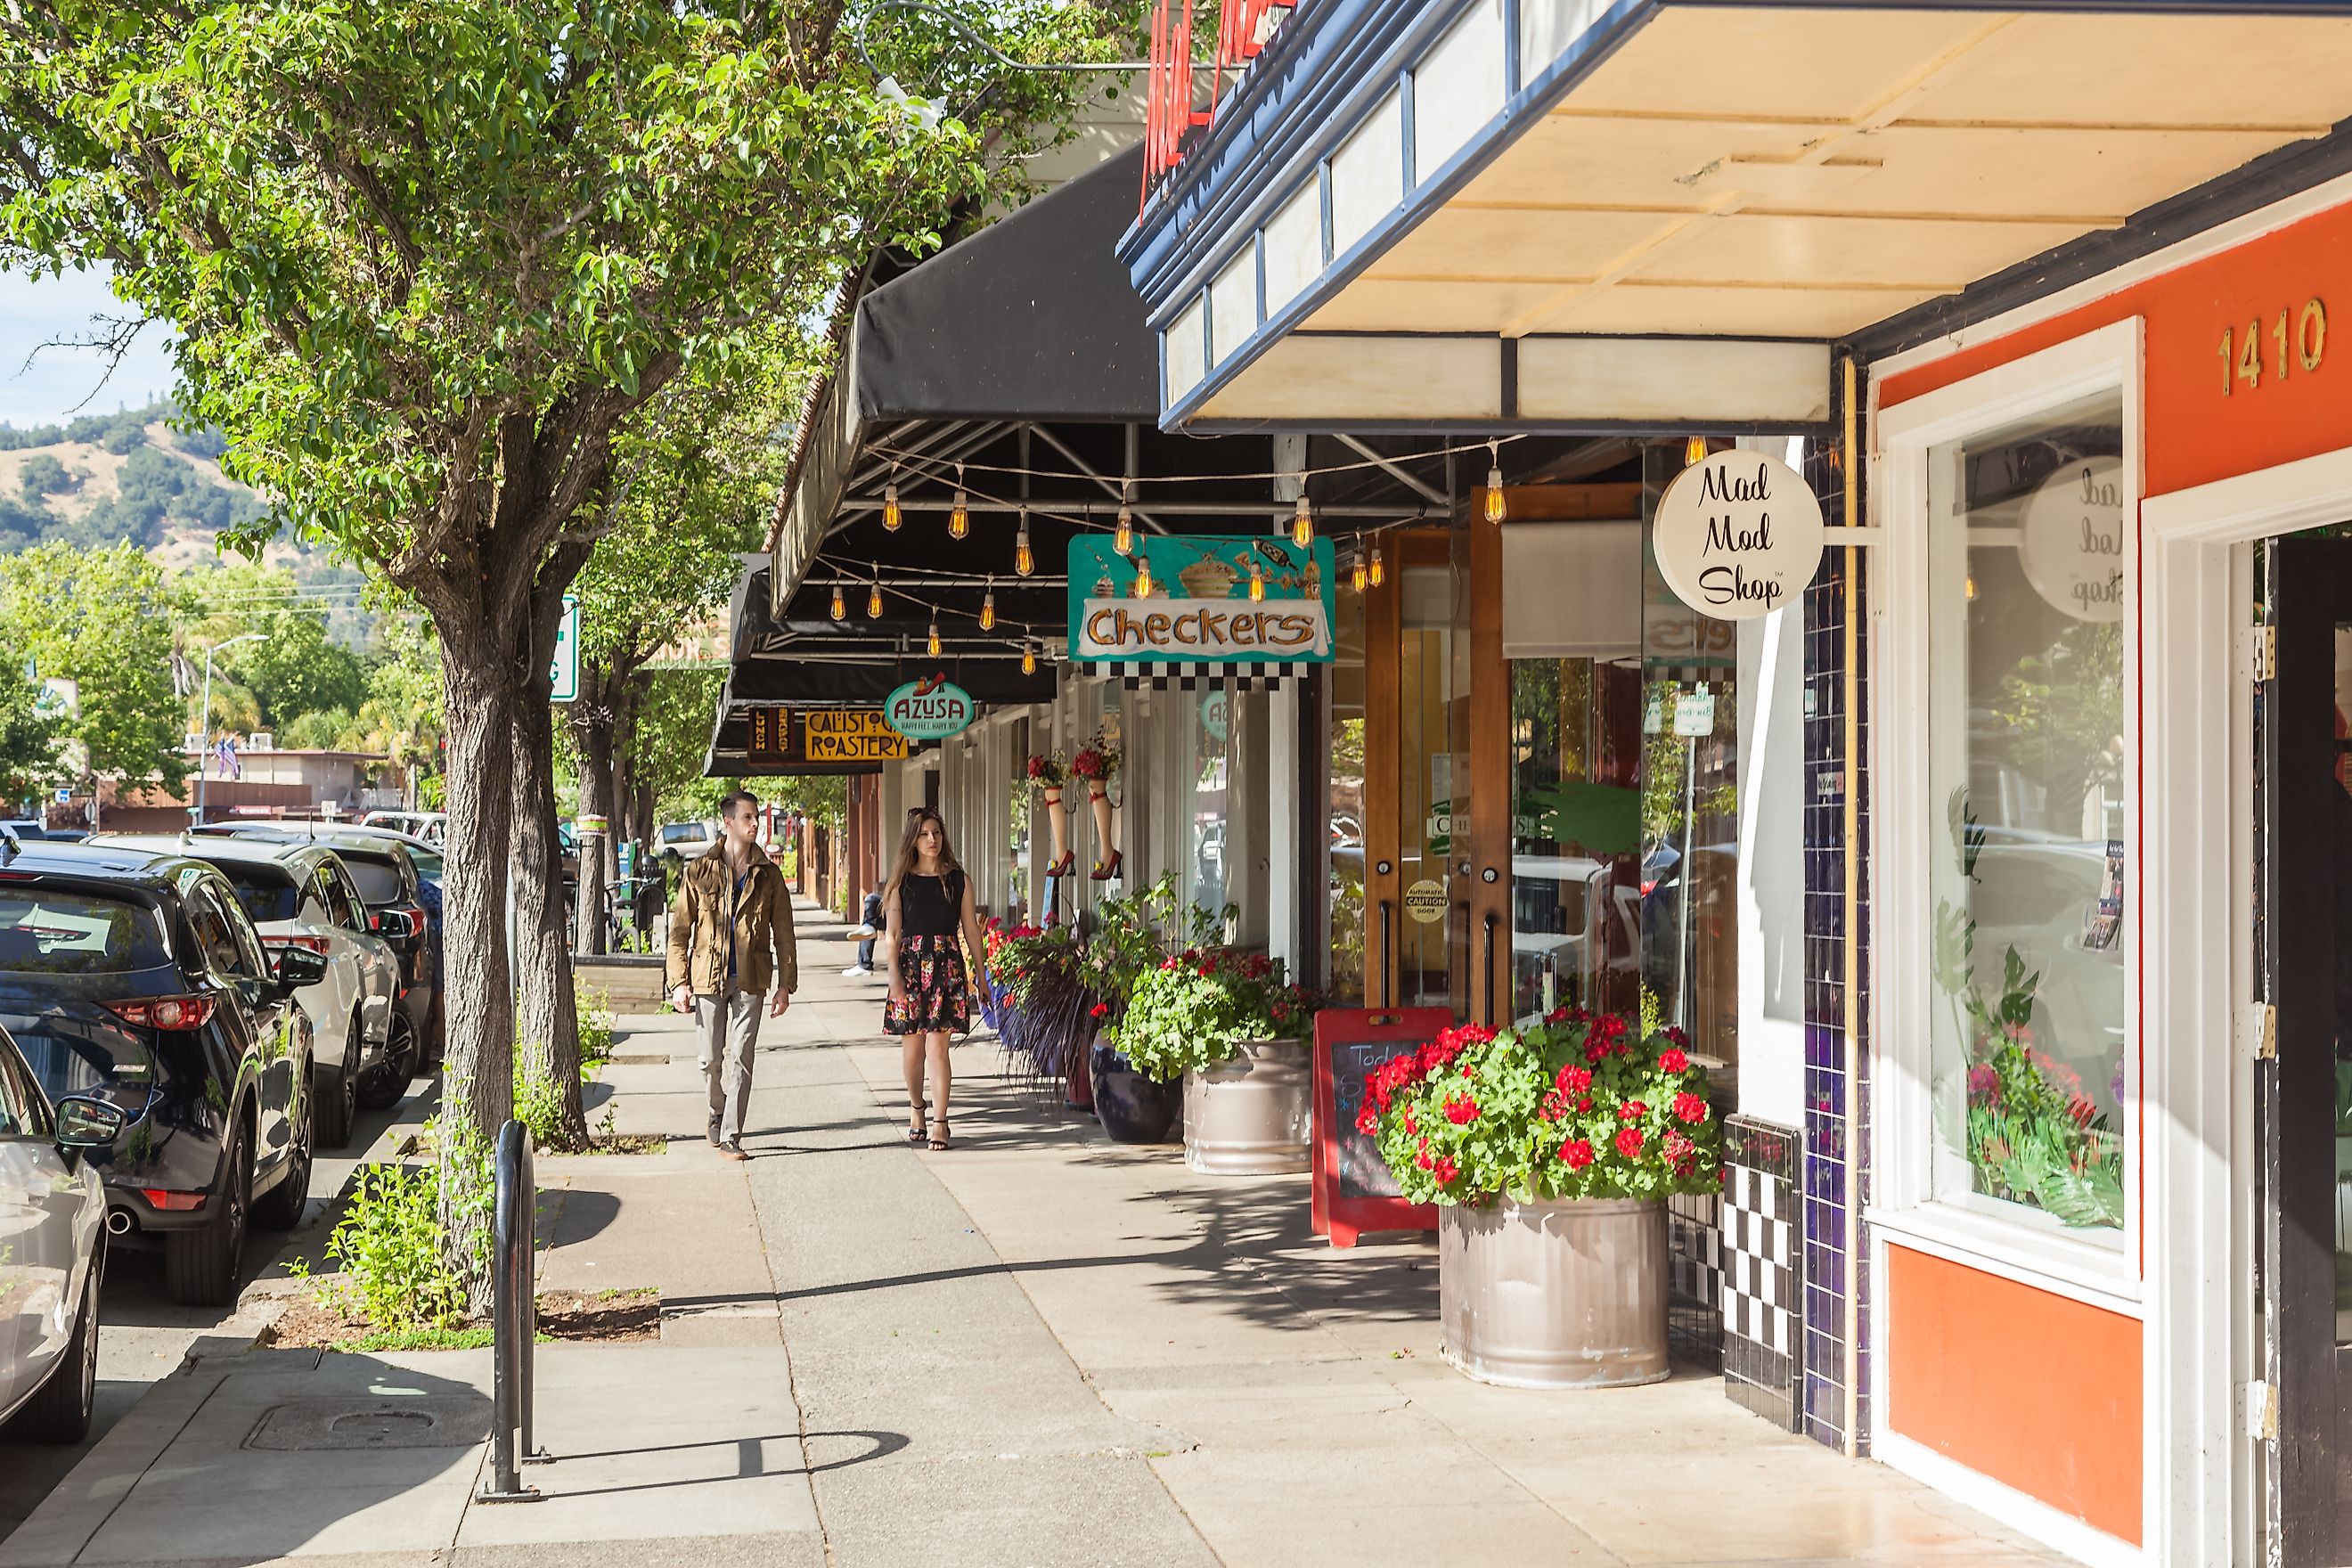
[0,1021,120,1441]
[0,819,45,840]
[194,825,441,1060]
[96,836,411,1142]
[0,836,327,1306]
[657,820,718,862]
[360,810,446,845]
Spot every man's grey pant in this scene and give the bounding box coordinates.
[694,986,764,1145]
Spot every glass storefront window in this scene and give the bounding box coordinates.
[1509,657,1643,1024]
[1925,391,2128,1237]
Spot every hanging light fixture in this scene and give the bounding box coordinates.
[1132,554,1155,598]
[949,465,970,540]
[1350,551,1368,594]
[979,577,997,632]
[927,612,942,658]
[1015,510,1034,577]
[1483,439,1507,524]
[1291,486,1314,551]
[1248,557,1266,601]
[1114,503,1134,555]
[1368,544,1385,588]
[829,583,846,622]
[1685,435,1708,467]
[1021,642,1038,676]
[882,476,902,532]
[866,571,883,619]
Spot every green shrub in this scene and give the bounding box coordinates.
[322,1160,469,1329]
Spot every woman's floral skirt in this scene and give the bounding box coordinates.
[885,935,973,1036]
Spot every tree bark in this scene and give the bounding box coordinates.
[513,571,591,1149]
[435,645,518,1308]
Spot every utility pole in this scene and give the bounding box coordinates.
[192,633,264,826]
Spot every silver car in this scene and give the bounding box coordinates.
[0,1023,122,1441]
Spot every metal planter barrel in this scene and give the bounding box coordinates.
[1182,1038,1311,1174]
[1438,1195,1668,1389]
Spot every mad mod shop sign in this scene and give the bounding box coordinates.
[1069,535,1337,666]
[885,674,976,740]
[1654,452,1825,621]
[2017,456,2127,623]
[747,707,910,768]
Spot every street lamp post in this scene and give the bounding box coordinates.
[192,633,264,826]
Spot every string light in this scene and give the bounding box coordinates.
[1022,642,1038,676]
[1291,488,1313,551]
[1368,545,1385,588]
[867,571,883,619]
[927,613,942,657]
[1132,554,1155,598]
[949,465,969,540]
[1015,510,1034,577]
[1350,552,1368,594]
[1685,435,1708,467]
[1248,557,1265,601]
[980,577,997,631]
[830,584,846,621]
[1114,503,1133,554]
[883,478,902,532]
[1484,440,1507,525]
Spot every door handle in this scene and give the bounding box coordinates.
[1482,911,1498,1025]
[1378,899,1393,1009]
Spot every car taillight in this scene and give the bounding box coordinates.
[268,935,333,955]
[139,1189,206,1211]
[106,995,217,1030]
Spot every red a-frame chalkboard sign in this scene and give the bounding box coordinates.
[1311,1009,1449,1247]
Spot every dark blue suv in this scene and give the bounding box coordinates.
[0,834,328,1306]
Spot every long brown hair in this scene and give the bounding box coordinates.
[886,807,963,906]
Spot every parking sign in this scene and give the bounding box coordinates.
[551,595,581,702]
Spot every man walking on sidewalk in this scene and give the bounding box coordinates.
[667,789,796,1160]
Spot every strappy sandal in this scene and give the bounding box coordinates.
[927,1117,951,1151]
[909,1098,928,1143]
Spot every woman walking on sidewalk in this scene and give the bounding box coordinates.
[883,807,990,1150]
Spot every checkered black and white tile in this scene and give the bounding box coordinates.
[1721,1115,1803,1432]
[1089,659,1309,690]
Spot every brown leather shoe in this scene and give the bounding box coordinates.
[718,1140,748,1162]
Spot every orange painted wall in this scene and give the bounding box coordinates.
[1881,196,2352,497]
[1885,1245,2142,1545]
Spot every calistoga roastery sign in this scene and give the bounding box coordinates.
[747,707,909,767]
[1068,535,1337,666]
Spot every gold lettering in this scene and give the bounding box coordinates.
[1272,613,1314,647]
[1145,612,1172,642]
[1173,611,1200,645]
[1086,608,1122,648]
[1230,614,1255,647]
[1200,611,1228,643]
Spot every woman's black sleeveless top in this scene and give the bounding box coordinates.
[899,870,963,937]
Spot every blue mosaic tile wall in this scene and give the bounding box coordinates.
[1800,454,1871,1455]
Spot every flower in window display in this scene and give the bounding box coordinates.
[1956,943,2124,1229]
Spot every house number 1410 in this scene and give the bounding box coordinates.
[2219,298,2327,394]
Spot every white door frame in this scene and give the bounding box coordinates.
[2143,441,2352,1564]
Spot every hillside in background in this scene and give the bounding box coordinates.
[0,400,373,646]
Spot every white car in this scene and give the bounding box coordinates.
[0,1023,120,1441]
[361,810,446,845]
[657,820,720,862]
[96,835,406,1149]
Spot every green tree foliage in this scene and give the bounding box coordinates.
[188,564,368,731]
[19,453,71,502]
[0,543,187,784]
[0,645,65,800]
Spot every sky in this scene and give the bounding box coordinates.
[0,265,182,432]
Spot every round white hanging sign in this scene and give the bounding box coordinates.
[1653,451,1825,621]
[2016,456,2127,624]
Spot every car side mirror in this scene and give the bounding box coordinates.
[370,909,417,942]
[272,944,330,991]
[55,1094,127,1154]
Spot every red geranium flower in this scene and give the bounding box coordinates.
[1557,1138,1595,1169]
[1618,1100,1646,1122]
[1354,1105,1379,1135]
[1614,1126,1646,1158]
[1402,1107,1417,1135]
[1443,1096,1480,1125]
[1672,1091,1710,1124]
[1433,1156,1458,1184]
[1089,1002,1109,1018]
[1555,1064,1592,1096]
[1657,1048,1689,1073]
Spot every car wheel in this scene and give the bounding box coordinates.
[165,1123,249,1308]
[357,1014,415,1111]
[12,1236,103,1442]
[251,1098,312,1232]
[315,1020,358,1149]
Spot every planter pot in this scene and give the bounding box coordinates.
[1090,1038,1180,1143]
[1438,1195,1668,1390]
[1182,1039,1311,1174]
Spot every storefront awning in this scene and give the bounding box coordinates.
[1120,0,2352,431]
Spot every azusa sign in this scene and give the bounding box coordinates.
[885,674,975,740]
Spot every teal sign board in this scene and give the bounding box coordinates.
[1067,535,1336,666]
[885,674,976,740]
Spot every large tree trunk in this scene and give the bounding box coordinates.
[435,642,519,1306]
[513,575,590,1149]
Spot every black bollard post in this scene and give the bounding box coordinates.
[477,1120,543,1503]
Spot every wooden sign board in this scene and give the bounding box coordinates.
[747,707,908,770]
[1311,1008,1450,1248]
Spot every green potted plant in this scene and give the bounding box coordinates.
[1114,946,1319,1173]
[1359,1009,1721,1388]
[1082,875,1215,1143]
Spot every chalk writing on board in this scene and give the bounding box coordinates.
[1331,1038,1427,1200]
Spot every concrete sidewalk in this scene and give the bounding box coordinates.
[3,904,2061,1568]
